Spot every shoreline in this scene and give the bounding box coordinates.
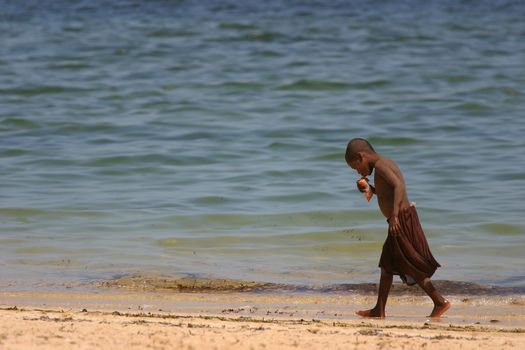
[96,273,525,295]
[2,284,525,349]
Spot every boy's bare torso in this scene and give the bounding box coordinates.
[373,156,411,219]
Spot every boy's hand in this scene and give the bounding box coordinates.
[356,177,369,193]
[388,216,401,236]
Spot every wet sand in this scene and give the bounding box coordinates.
[1,281,525,350]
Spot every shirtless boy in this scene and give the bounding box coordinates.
[345,138,451,318]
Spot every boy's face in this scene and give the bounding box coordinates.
[347,153,371,177]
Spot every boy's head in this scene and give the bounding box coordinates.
[345,138,376,176]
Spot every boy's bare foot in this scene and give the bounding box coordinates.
[355,308,385,318]
[429,300,451,318]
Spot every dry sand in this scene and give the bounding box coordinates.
[1,287,525,350]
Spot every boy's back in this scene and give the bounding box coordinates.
[373,156,410,222]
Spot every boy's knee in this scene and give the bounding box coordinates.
[419,278,436,291]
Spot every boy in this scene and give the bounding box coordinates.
[345,138,450,318]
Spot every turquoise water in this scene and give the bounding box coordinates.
[1,0,524,289]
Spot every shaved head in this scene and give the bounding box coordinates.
[345,138,376,163]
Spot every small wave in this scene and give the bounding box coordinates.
[147,29,198,38]
[250,50,284,58]
[351,79,391,89]
[191,81,265,91]
[218,81,265,90]
[482,49,510,57]
[367,33,436,44]
[309,152,344,162]
[0,207,48,218]
[476,223,524,235]
[285,61,310,67]
[98,274,525,295]
[166,65,197,72]
[84,153,211,167]
[0,208,115,220]
[454,102,492,112]
[237,32,284,42]
[0,148,29,157]
[15,246,66,254]
[0,117,40,129]
[262,168,323,178]
[264,192,335,203]
[191,196,236,206]
[473,86,521,97]
[52,122,119,134]
[277,79,390,91]
[494,172,525,181]
[266,141,304,150]
[48,63,91,70]
[219,22,257,31]
[277,80,353,91]
[445,75,474,83]
[368,136,424,146]
[217,32,285,43]
[174,131,217,141]
[0,85,93,96]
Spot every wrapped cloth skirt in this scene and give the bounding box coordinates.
[379,204,440,285]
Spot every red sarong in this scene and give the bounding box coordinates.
[379,205,440,285]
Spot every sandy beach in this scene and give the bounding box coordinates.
[1,281,525,350]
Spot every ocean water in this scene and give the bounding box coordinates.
[1,0,524,291]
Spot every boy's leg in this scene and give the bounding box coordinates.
[356,267,392,318]
[417,278,451,317]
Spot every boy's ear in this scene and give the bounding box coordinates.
[355,152,364,162]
